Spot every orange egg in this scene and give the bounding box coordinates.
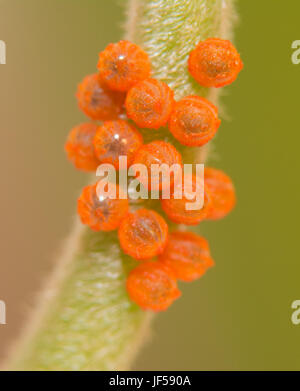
[188,38,243,88]
[93,120,143,169]
[205,167,236,220]
[118,209,168,260]
[158,231,214,281]
[77,182,128,231]
[161,173,212,225]
[65,123,99,172]
[132,140,182,191]
[98,40,151,91]
[126,261,181,311]
[125,78,174,129]
[76,73,125,120]
[168,96,220,146]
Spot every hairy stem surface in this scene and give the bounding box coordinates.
[6,0,235,371]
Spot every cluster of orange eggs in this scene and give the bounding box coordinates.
[65,38,243,311]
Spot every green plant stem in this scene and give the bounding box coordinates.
[5,0,235,371]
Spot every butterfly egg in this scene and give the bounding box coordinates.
[98,40,151,92]
[161,173,212,225]
[168,95,221,147]
[77,182,128,232]
[93,120,143,169]
[118,209,168,260]
[125,78,174,129]
[126,261,181,311]
[188,38,243,88]
[65,123,99,172]
[158,231,214,282]
[205,167,236,220]
[76,73,125,121]
[132,140,182,192]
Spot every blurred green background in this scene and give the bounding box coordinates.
[0,0,299,370]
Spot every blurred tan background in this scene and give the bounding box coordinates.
[0,0,300,370]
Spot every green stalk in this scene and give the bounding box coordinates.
[6,0,235,371]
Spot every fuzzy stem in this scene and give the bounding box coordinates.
[5,0,235,371]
